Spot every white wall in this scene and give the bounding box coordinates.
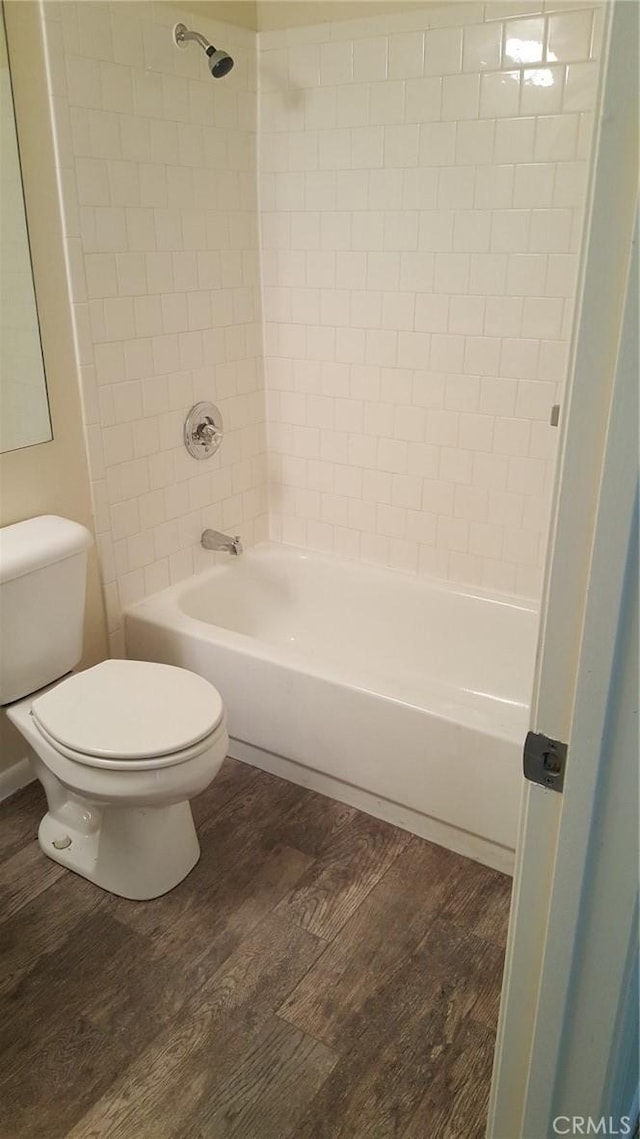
[259,1,602,596]
[42,0,268,655]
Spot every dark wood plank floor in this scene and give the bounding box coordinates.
[0,759,511,1139]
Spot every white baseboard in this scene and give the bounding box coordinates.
[0,757,35,804]
[228,738,515,877]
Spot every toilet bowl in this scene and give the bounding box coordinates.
[6,659,229,900]
[0,515,229,901]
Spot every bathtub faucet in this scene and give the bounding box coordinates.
[201,528,243,556]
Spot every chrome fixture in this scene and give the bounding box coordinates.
[184,402,223,460]
[201,529,242,556]
[173,22,234,78]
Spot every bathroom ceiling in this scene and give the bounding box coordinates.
[175,0,432,32]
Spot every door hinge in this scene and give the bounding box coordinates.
[523,731,568,792]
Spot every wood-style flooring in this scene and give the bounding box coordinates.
[0,759,511,1139]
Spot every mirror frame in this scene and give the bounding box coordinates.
[0,2,94,522]
[1,1,53,453]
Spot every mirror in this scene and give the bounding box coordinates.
[0,5,52,453]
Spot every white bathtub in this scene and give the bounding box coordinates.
[125,544,538,872]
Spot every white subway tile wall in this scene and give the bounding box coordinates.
[40,1,602,637]
[42,1,267,654]
[259,1,602,596]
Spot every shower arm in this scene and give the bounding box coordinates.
[175,25,212,52]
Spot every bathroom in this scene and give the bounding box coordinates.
[0,0,637,1135]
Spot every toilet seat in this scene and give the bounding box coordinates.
[31,714,227,771]
[31,659,225,768]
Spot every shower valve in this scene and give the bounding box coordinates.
[184,402,224,460]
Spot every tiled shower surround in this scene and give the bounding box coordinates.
[43,1,267,654]
[260,2,602,596]
[41,2,602,649]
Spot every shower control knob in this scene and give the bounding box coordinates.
[195,421,217,445]
[184,402,224,460]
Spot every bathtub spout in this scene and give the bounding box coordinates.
[201,529,242,556]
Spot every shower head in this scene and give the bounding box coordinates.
[173,23,234,79]
[206,48,234,79]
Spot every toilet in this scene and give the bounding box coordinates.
[0,515,229,900]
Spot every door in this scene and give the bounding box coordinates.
[487,1,639,1134]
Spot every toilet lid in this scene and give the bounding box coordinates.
[31,660,224,760]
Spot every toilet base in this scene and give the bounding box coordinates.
[38,799,201,900]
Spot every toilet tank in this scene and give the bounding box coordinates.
[0,515,92,704]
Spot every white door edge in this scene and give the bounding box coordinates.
[522,212,638,1133]
[487,1,639,1134]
